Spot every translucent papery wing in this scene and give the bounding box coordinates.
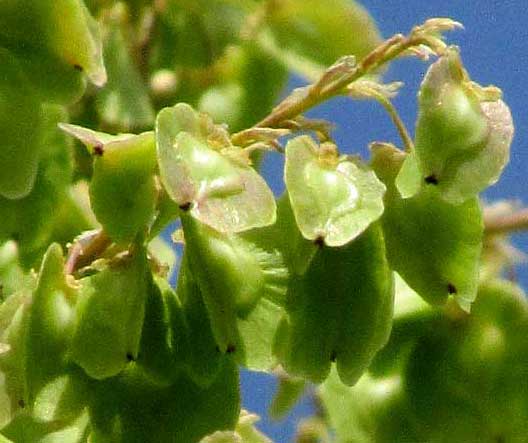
[285,135,385,246]
[157,105,276,233]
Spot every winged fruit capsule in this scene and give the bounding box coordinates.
[267,0,382,67]
[177,251,284,381]
[60,125,157,244]
[181,213,287,362]
[176,258,225,386]
[0,50,44,200]
[285,135,385,247]
[0,105,74,268]
[0,289,32,425]
[70,244,149,380]
[0,0,106,104]
[400,48,514,204]
[156,103,276,234]
[87,360,240,443]
[404,280,528,442]
[372,143,483,311]
[319,369,419,443]
[274,218,394,385]
[135,275,188,387]
[24,244,89,424]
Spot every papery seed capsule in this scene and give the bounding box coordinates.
[275,221,393,386]
[372,143,483,311]
[70,246,149,380]
[407,48,514,204]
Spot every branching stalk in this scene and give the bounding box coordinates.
[232,18,461,146]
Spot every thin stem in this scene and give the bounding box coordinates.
[250,35,415,130]
[484,208,528,235]
[373,94,415,153]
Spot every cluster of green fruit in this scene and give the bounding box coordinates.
[0,0,381,265]
[320,276,528,443]
[0,0,523,442]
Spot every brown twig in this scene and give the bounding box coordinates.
[484,208,528,236]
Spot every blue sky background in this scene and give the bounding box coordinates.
[243,1,528,441]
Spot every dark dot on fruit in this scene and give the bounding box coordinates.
[126,353,135,362]
[330,351,337,362]
[424,174,439,185]
[314,236,325,247]
[215,345,220,353]
[179,202,192,211]
[495,436,505,443]
[73,64,83,72]
[18,399,25,408]
[447,283,457,294]
[226,344,236,354]
[93,144,104,156]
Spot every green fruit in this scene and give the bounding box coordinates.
[0,105,73,265]
[319,369,420,443]
[153,0,244,69]
[135,276,185,387]
[181,215,246,353]
[1,409,90,443]
[25,244,77,410]
[156,104,276,233]
[417,83,487,165]
[405,48,514,204]
[275,222,394,385]
[89,135,157,244]
[0,0,106,93]
[414,50,488,176]
[180,251,283,378]
[60,125,157,244]
[372,143,483,310]
[0,242,27,299]
[88,362,240,443]
[285,136,385,247]
[268,0,382,67]
[181,214,287,357]
[70,246,149,379]
[13,47,86,105]
[179,248,284,378]
[179,212,287,371]
[369,274,438,378]
[0,290,31,426]
[0,49,44,199]
[404,280,528,442]
[177,259,224,386]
